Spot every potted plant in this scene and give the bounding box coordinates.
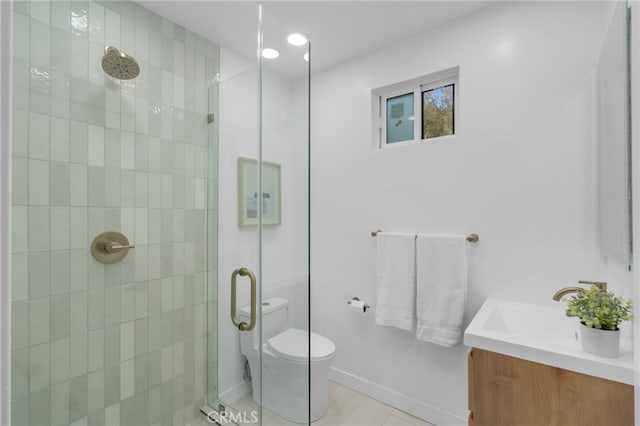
[564,285,633,358]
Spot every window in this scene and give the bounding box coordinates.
[386,92,414,143]
[422,84,454,139]
[373,67,459,148]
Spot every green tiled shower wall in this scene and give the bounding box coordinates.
[10,0,219,424]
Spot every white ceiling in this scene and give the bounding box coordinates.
[139,1,499,78]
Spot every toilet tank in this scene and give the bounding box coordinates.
[239,297,289,341]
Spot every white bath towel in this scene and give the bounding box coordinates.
[415,234,468,346]
[375,232,416,330]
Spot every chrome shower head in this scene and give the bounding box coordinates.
[101,46,140,80]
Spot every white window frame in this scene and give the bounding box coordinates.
[372,66,459,149]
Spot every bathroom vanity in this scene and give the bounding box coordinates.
[467,348,633,426]
[464,298,634,426]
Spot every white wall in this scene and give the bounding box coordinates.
[310,2,619,424]
[220,48,254,82]
[217,48,309,401]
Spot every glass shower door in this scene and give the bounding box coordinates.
[206,66,263,425]
[204,5,311,425]
[259,6,311,425]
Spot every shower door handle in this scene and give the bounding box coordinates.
[230,267,257,331]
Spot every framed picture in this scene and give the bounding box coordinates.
[238,157,282,226]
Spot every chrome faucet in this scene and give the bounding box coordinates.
[552,280,607,301]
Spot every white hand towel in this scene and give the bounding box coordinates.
[416,234,468,346]
[375,232,416,331]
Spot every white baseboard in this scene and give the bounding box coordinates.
[330,367,467,426]
[219,380,252,405]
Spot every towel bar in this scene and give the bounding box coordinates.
[371,230,479,243]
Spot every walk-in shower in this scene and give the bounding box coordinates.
[8,1,310,425]
[9,1,220,424]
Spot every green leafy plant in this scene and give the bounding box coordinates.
[564,285,633,330]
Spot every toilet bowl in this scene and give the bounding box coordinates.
[239,297,336,423]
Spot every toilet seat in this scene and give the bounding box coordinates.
[267,328,336,363]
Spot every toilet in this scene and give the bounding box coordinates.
[238,297,336,423]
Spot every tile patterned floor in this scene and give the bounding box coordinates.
[229,381,437,426]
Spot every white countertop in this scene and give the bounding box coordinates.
[464,297,634,385]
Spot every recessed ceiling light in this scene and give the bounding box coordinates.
[262,48,280,59]
[287,33,308,46]
[303,52,309,62]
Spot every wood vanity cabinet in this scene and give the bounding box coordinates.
[467,348,634,426]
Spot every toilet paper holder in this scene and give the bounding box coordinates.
[347,297,370,313]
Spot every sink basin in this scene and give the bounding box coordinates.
[464,298,633,384]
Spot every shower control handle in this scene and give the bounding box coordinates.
[104,241,136,253]
[231,267,257,332]
[91,231,134,264]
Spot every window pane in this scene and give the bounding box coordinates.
[386,93,414,144]
[422,84,454,139]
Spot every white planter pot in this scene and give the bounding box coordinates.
[579,325,620,358]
